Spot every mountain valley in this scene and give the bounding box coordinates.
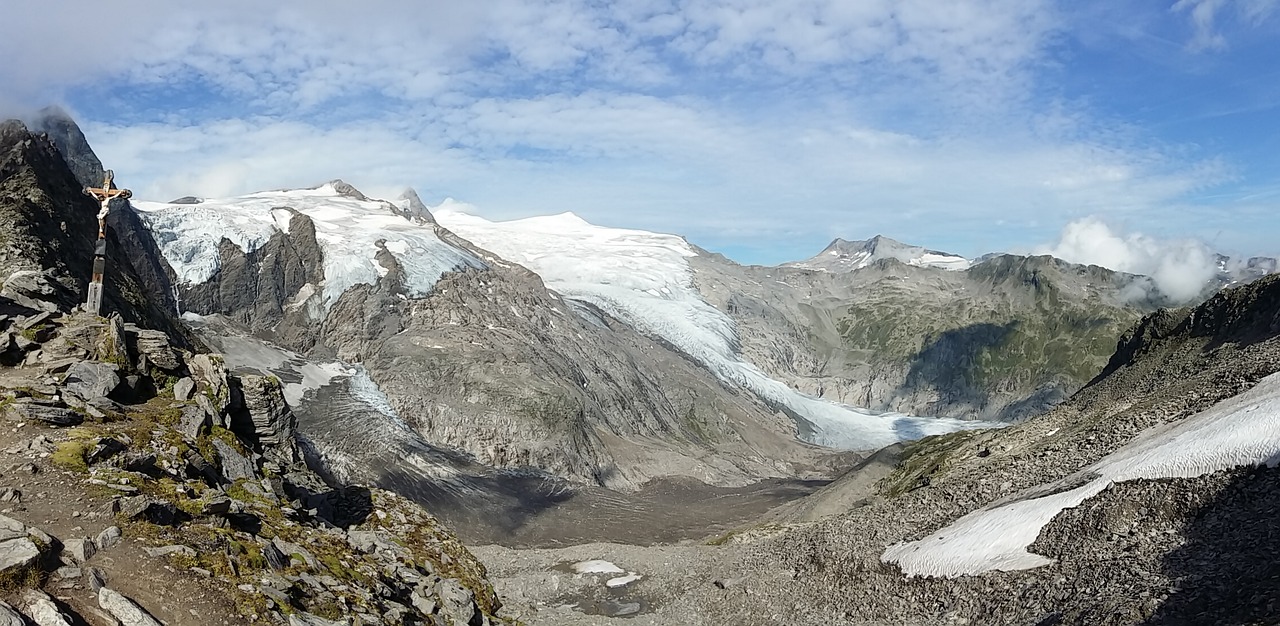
[0,110,1276,625]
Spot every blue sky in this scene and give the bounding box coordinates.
[2,0,1277,270]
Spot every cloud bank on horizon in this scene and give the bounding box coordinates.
[1037,218,1222,301]
[2,0,1277,266]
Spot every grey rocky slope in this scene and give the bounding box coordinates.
[0,119,510,624]
[635,273,1280,626]
[690,247,1161,421]
[150,180,844,493]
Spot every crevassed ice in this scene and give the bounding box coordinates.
[883,371,1280,578]
[434,203,1000,450]
[135,184,485,310]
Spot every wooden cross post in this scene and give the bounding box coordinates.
[82,170,132,316]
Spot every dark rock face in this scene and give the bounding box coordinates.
[177,209,325,350]
[28,106,104,189]
[0,119,190,346]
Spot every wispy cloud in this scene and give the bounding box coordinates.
[3,1,1276,265]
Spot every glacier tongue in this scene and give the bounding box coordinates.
[434,203,1000,450]
[134,183,486,309]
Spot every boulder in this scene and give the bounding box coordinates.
[143,545,195,558]
[0,514,25,542]
[1,271,60,313]
[183,450,221,485]
[63,537,95,563]
[98,588,162,626]
[62,362,120,401]
[172,377,195,402]
[199,493,231,516]
[435,578,479,626]
[177,404,209,440]
[230,374,298,451]
[2,403,81,427]
[118,497,177,526]
[189,354,231,412]
[128,329,181,371]
[21,590,74,626]
[95,526,122,550]
[86,437,127,464]
[85,567,107,592]
[0,537,40,573]
[212,439,256,482]
[94,316,130,372]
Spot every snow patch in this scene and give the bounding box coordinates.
[435,207,998,450]
[883,372,1280,577]
[571,560,625,575]
[606,574,642,587]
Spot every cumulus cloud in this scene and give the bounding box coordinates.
[1038,217,1221,302]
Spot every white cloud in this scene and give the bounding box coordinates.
[3,1,1269,266]
[1037,217,1220,301]
[1173,0,1279,51]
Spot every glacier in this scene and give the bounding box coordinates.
[883,371,1280,577]
[433,202,1000,450]
[135,183,486,310]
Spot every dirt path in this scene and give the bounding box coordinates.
[1,383,246,625]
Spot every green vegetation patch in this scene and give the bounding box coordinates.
[881,430,978,497]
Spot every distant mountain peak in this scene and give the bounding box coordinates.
[789,235,971,273]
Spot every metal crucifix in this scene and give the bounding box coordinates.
[82,169,132,316]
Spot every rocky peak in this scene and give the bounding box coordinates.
[27,106,105,189]
[0,117,189,345]
[787,234,970,272]
[396,188,436,224]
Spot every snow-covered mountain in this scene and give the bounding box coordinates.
[434,205,1001,449]
[785,235,972,273]
[134,181,484,310]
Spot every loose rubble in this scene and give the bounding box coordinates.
[0,307,508,625]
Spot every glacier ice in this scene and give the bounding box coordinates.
[434,203,1000,450]
[134,183,485,310]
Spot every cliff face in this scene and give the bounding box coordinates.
[0,120,188,345]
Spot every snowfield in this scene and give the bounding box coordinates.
[883,371,1280,577]
[135,183,485,309]
[434,202,999,450]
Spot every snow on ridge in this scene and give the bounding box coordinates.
[435,207,1000,450]
[883,372,1280,578]
[135,183,486,310]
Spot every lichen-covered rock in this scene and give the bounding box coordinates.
[0,537,39,573]
[212,438,256,482]
[98,588,162,626]
[189,353,231,413]
[21,590,74,626]
[177,404,209,440]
